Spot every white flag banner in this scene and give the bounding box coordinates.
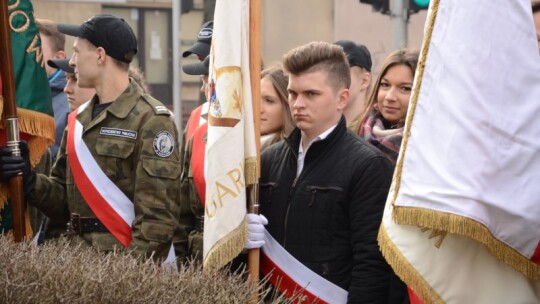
[379,0,540,302]
[203,0,257,270]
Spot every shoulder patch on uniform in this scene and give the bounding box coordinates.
[154,105,170,114]
[141,94,171,116]
[153,131,174,157]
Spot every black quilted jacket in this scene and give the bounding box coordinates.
[260,116,396,303]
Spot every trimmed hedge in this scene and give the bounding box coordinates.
[0,237,289,303]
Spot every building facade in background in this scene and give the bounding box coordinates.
[33,0,426,128]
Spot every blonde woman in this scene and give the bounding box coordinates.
[260,65,295,150]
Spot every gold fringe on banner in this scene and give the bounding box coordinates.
[17,107,56,166]
[0,99,56,167]
[0,97,56,212]
[378,225,444,304]
[390,0,440,205]
[386,0,540,282]
[203,218,247,270]
[244,157,258,186]
[393,206,540,281]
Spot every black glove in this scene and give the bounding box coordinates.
[0,141,36,195]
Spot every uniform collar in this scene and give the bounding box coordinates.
[77,79,142,131]
[105,79,142,119]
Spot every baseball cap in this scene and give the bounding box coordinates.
[334,40,372,72]
[182,21,213,58]
[182,56,210,75]
[57,14,138,64]
[47,59,74,74]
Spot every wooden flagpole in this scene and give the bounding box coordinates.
[247,0,261,302]
[0,1,26,242]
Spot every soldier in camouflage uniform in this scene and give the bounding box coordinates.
[0,14,181,262]
[176,22,214,263]
[177,56,212,263]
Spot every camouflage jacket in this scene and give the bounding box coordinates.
[27,80,182,261]
[177,113,207,264]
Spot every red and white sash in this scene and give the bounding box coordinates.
[67,103,177,268]
[186,105,203,142]
[67,103,135,247]
[191,122,207,205]
[261,229,348,304]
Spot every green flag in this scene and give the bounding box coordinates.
[0,0,55,233]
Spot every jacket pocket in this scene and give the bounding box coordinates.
[95,137,135,159]
[140,219,174,243]
[142,157,181,179]
[95,137,136,180]
[305,185,345,210]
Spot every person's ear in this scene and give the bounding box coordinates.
[337,88,350,111]
[96,47,106,65]
[55,50,66,60]
[360,72,372,91]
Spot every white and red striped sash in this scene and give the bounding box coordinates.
[261,229,348,304]
[66,104,135,247]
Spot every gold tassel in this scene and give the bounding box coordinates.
[0,99,56,208]
[393,206,540,281]
[244,157,258,186]
[203,218,248,271]
[378,225,445,304]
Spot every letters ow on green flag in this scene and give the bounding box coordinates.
[0,0,55,231]
[378,0,540,302]
[203,0,257,269]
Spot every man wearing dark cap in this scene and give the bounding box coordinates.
[182,21,213,60]
[178,56,212,263]
[334,40,373,132]
[48,59,95,112]
[0,14,181,263]
[177,21,213,263]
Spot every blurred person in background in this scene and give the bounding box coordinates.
[182,21,213,61]
[48,59,94,111]
[49,59,151,112]
[36,19,69,162]
[334,40,372,132]
[176,20,214,262]
[178,56,211,262]
[260,65,295,151]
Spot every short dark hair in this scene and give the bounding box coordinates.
[36,18,65,52]
[282,41,351,92]
[533,0,540,13]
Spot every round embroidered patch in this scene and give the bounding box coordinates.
[153,131,174,157]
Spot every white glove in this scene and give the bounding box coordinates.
[245,213,268,249]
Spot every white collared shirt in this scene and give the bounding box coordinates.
[296,124,338,177]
